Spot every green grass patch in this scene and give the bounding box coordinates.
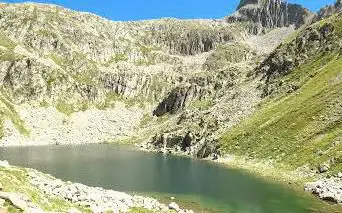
[129,207,155,213]
[0,34,16,50]
[204,43,251,71]
[220,53,342,174]
[0,93,30,136]
[190,99,213,111]
[39,100,50,108]
[0,48,22,62]
[56,100,90,116]
[0,167,89,212]
[104,53,128,66]
[56,100,76,116]
[36,29,57,38]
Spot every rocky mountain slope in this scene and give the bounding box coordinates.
[0,0,341,206]
[226,0,314,33]
[0,0,303,150]
[317,0,342,20]
[0,2,242,146]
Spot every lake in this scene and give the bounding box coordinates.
[0,144,338,213]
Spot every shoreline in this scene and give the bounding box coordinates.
[138,144,342,207]
[0,160,193,213]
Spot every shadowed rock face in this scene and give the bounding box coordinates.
[153,84,208,116]
[227,0,313,33]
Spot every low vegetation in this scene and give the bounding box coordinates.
[0,167,88,212]
[220,52,342,175]
[0,91,30,137]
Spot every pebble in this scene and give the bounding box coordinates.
[318,164,329,173]
[168,202,180,211]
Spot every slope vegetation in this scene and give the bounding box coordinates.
[220,14,342,175]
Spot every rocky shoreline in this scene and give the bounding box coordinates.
[305,174,342,204]
[139,143,342,206]
[0,160,193,213]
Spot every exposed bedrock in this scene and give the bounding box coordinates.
[226,0,314,34]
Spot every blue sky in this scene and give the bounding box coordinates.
[1,0,337,21]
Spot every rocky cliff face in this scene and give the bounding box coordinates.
[226,0,313,34]
[0,3,241,107]
[0,2,246,146]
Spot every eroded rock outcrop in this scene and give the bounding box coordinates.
[153,83,210,117]
[256,20,341,96]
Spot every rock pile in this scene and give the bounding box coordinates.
[28,170,193,213]
[305,175,342,204]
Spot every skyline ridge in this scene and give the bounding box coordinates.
[0,0,336,21]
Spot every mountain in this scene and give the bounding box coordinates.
[0,0,341,205]
[226,0,314,33]
[317,0,342,20]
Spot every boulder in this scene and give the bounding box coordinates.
[337,172,342,178]
[0,198,5,206]
[168,202,180,211]
[0,161,10,168]
[318,164,330,173]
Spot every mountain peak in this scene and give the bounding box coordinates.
[316,0,342,20]
[237,0,260,10]
[227,0,313,33]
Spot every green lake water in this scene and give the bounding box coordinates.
[0,144,340,213]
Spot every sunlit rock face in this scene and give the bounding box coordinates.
[226,0,314,34]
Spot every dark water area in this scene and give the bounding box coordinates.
[0,144,338,213]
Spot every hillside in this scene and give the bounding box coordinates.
[221,13,342,173]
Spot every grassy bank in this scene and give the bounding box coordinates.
[0,166,89,212]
